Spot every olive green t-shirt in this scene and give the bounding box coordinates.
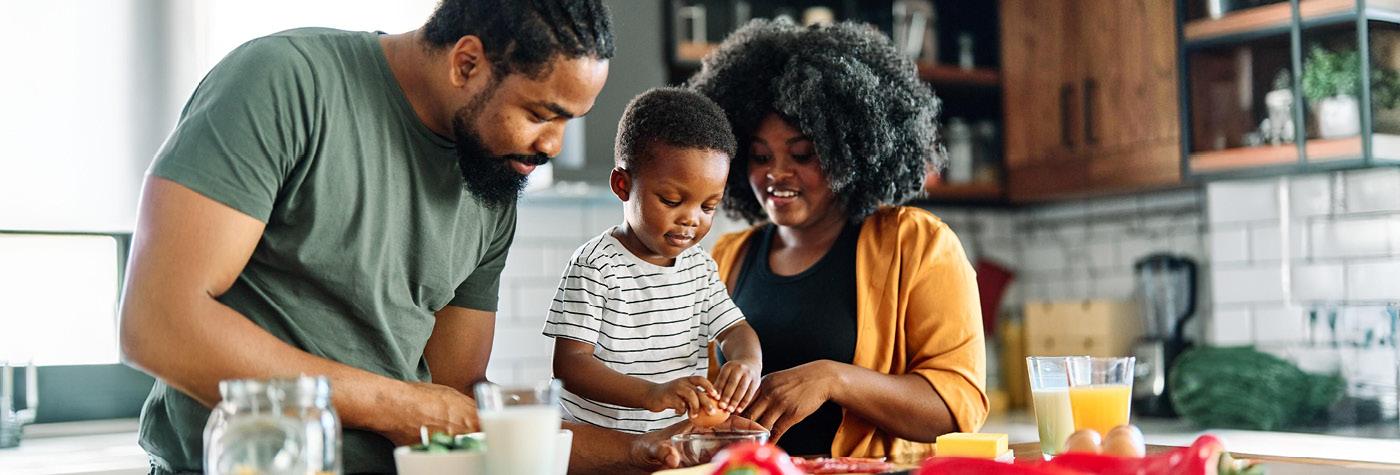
[140,28,516,473]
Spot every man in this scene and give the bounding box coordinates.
[120,1,742,473]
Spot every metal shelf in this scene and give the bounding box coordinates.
[1188,134,1400,172]
[1184,0,1400,50]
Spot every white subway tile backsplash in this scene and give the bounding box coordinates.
[584,202,625,234]
[1118,236,1157,268]
[1250,224,1283,262]
[1346,259,1400,301]
[512,277,564,321]
[1211,264,1286,304]
[1289,173,1333,217]
[515,358,555,384]
[1344,168,1400,213]
[1088,221,1130,242]
[517,204,590,240]
[503,244,548,278]
[1207,179,1280,224]
[973,212,1016,240]
[1210,227,1250,264]
[492,325,555,360]
[1083,241,1119,271]
[1091,272,1136,300]
[486,359,516,385]
[1023,244,1069,272]
[1171,232,1206,260]
[1207,305,1254,345]
[979,239,1020,266]
[1252,304,1307,343]
[1291,262,1346,301]
[1310,217,1393,259]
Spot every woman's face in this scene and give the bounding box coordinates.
[747,113,842,229]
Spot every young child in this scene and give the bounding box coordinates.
[542,87,762,434]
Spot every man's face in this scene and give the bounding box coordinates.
[453,56,609,206]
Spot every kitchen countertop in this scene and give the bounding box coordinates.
[985,410,1400,465]
[6,413,1400,474]
[0,419,146,475]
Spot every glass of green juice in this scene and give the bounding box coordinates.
[1026,356,1088,457]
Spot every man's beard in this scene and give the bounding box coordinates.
[452,92,551,208]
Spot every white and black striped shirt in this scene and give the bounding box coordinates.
[542,230,745,433]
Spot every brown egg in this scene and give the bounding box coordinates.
[690,406,731,428]
[1102,425,1146,457]
[1062,429,1103,454]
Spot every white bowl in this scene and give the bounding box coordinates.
[394,445,484,475]
[394,429,572,475]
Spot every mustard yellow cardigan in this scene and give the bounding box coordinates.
[710,206,988,459]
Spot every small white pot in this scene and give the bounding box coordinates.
[394,429,573,475]
[1317,95,1362,138]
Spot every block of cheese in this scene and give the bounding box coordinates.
[934,432,1009,458]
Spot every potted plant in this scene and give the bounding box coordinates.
[1302,45,1400,137]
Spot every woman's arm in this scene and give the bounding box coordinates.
[829,222,988,440]
[827,362,957,441]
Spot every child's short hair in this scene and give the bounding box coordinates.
[614,87,737,172]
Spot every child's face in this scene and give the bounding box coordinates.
[612,142,729,265]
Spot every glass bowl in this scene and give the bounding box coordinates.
[670,429,771,466]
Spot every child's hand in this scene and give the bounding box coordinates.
[644,376,721,416]
[713,359,761,413]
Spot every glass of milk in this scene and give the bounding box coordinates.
[474,379,563,475]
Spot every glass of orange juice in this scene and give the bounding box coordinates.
[1067,356,1135,436]
[1026,356,1088,456]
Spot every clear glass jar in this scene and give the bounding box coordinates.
[204,376,341,475]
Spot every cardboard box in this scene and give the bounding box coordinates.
[1024,299,1142,358]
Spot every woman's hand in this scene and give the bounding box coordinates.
[745,360,843,442]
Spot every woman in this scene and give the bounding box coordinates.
[688,19,987,459]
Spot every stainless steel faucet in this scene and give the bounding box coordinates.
[0,361,39,449]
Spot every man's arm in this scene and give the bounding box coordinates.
[119,177,478,444]
[564,415,766,474]
[424,305,495,394]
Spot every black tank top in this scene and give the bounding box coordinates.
[732,222,860,456]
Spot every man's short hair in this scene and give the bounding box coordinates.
[423,0,615,79]
[615,87,738,173]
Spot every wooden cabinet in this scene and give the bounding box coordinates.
[1001,0,1182,202]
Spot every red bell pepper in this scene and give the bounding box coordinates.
[709,442,804,475]
[918,435,1261,475]
[1047,435,1228,475]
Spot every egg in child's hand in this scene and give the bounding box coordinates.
[688,392,731,429]
[689,404,731,428]
[1062,429,1103,454]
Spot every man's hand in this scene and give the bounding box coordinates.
[380,381,480,446]
[713,359,760,413]
[644,375,721,416]
[629,415,766,470]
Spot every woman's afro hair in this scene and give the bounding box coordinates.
[688,18,943,223]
